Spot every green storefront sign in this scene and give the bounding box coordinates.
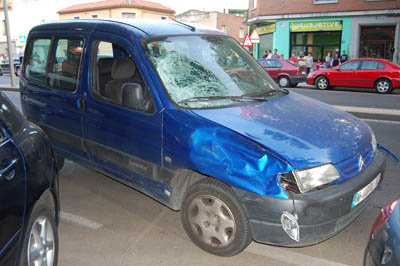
[290,21,342,32]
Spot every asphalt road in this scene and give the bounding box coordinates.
[2,86,400,266]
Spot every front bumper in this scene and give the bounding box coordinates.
[305,77,314,85]
[234,149,386,247]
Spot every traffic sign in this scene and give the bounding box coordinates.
[242,34,253,47]
[250,29,260,43]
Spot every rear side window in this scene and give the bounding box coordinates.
[266,60,282,68]
[24,38,51,84]
[360,60,385,70]
[48,38,84,91]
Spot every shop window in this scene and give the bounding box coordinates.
[359,26,395,60]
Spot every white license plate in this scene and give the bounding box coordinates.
[352,174,381,208]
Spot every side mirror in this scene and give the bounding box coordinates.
[122,83,150,112]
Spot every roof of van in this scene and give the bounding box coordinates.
[29,19,225,39]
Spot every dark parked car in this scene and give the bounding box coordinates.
[0,92,59,266]
[306,58,400,94]
[257,58,306,87]
[364,195,400,266]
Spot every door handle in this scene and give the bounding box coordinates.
[0,159,18,181]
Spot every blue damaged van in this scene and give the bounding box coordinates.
[20,19,386,256]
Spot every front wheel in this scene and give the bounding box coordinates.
[19,205,58,266]
[181,179,252,256]
[375,79,392,94]
[278,76,290,87]
[315,76,329,90]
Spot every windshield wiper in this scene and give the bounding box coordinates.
[178,95,269,105]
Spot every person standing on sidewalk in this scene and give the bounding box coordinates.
[271,49,280,59]
[305,52,314,74]
[340,50,348,63]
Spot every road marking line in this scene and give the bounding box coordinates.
[333,105,400,116]
[60,211,103,230]
[362,118,400,125]
[246,242,351,266]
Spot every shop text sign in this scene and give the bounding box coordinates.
[255,24,275,35]
[290,21,342,32]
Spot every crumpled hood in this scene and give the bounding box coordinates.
[192,92,372,170]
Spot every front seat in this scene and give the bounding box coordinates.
[104,57,138,104]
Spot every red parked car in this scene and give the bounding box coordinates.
[257,58,306,87]
[306,58,400,94]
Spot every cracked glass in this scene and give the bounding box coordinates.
[145,35,279,108]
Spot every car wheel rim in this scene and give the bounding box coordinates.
[279,78,289,87]
[187,195,236,248]
[27,216,55,266]
[317,78,328,89]
[377,81,389,93]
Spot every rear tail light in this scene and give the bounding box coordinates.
[372,196,400,238]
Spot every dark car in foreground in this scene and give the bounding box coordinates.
[364,195,400,266]
[0,92,59,266]
[257,58,306,87]
[306,58,400,94]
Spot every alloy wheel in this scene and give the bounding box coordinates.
[27,216,55,266]
[376,80,390,93]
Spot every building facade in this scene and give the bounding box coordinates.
[175,9,248,43]
[247,0,400,64]
[58,0,175,20]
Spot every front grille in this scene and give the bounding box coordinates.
[336,146,374,182]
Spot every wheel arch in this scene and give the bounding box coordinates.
[314,74,329,85]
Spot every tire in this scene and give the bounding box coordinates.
[18,204,58,266]
[315,76,329,90]
[55,154,64,171]
[375,79,392,94]
[278,76,290,87]
[291,82,298,87]
[181,179,252,256]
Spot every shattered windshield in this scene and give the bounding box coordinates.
[144,35,279,108]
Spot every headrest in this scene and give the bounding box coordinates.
[111,57,136,80]
[97,58,114,74]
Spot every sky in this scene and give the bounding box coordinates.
[8,0,249,41]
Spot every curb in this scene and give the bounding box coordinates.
[0,86,19,92]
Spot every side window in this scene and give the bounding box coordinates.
[91,40,154,113]
[377,62,385,69]
[266,60,281,68]
[340,61,360,70]
[24,38,51,84]
[48,38,84,91]
[360,60,379,70]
